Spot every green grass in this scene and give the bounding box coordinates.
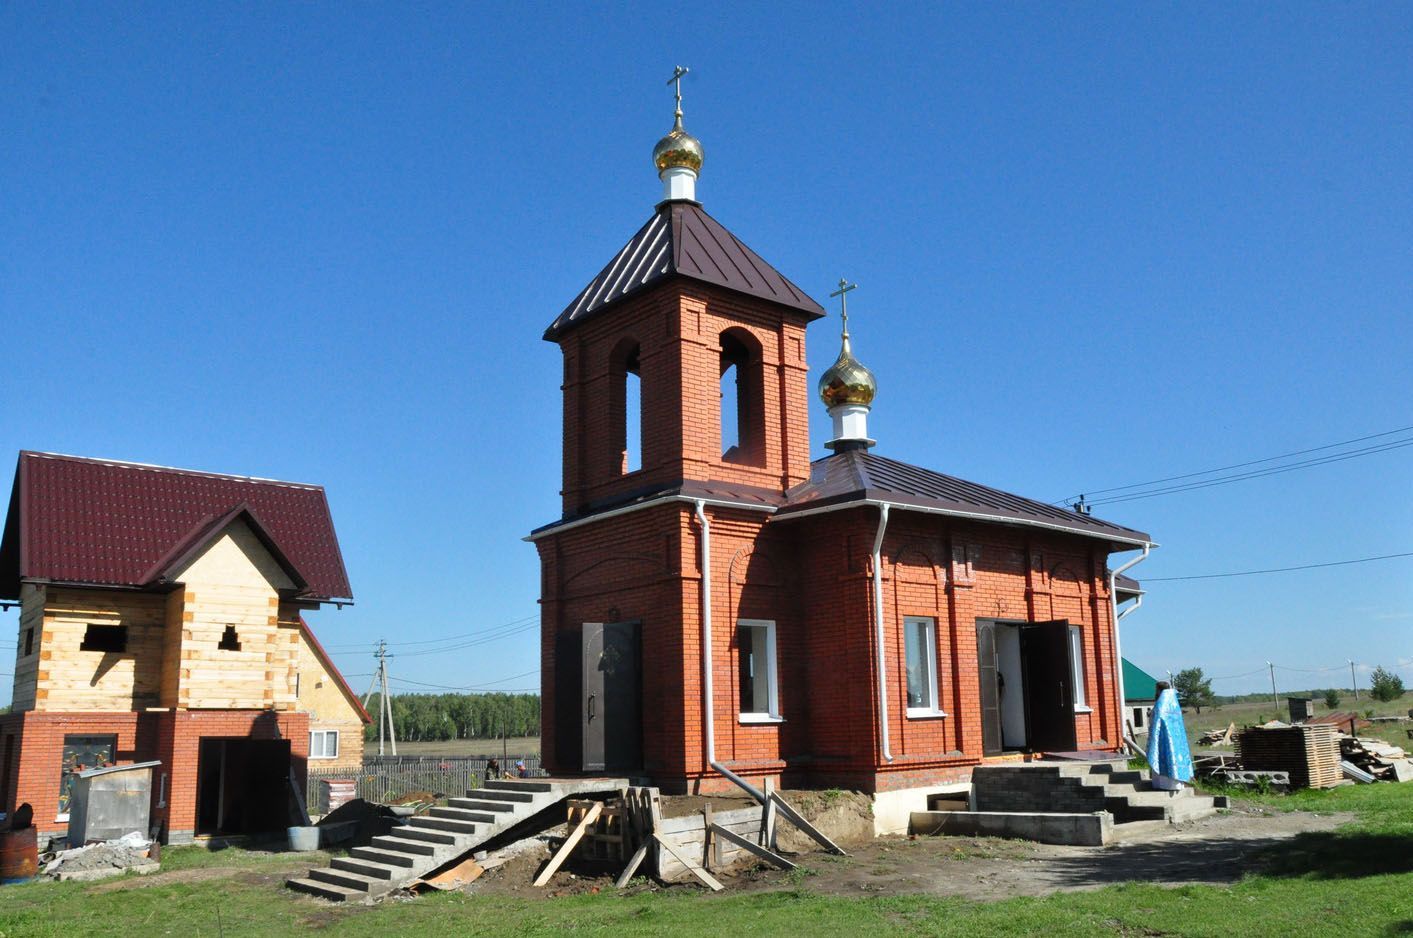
[3,785,1413,936]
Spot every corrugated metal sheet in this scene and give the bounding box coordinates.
[0,451,352,601]
[777,450,1151,545]
[544,201,824,340]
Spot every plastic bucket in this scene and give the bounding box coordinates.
[287,826,320,852]
[0,827,39,883]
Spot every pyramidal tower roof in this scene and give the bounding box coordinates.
[544,201,826,341]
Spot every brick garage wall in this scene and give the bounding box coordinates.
[0,709,307,844]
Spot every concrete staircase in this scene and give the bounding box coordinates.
[972,761,1219,826]
[287,777,628,902]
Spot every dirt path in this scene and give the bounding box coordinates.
[469,804,1349,901]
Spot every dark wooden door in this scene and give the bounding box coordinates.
[1020,620,1078,753]
[976,621,1003,756]
[582,621,642,773]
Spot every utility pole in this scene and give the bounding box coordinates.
[366,640,398,756]
[1268,661,1279,710]
[1350,660,1360,701]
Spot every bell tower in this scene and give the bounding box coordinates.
[543,76,825,517]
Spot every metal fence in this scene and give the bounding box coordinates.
[306,754,542,815]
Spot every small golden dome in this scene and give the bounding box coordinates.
[653,115,704,174]
[819,333,877,408]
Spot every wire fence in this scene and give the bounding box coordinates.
[306,754,542,815]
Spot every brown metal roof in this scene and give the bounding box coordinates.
[0,451,353,602]
[544,201,825,340]
[776,450,1152,546]
[1114,573,1143,594]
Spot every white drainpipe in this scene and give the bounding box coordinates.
[694,499,766,802]
[872,504,893,763]
[1109,543,1151,745]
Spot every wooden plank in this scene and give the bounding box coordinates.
[615,844,649,888]
[761,777,777,849]
[710,823,796,871]
[704,803,719,870]
[770,792,846,856]
[534,801,602,886]
[653,832,724,891]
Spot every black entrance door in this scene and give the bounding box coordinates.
[976,621,1003,757]
[581,621,642,773]
[1020,620,1078,753]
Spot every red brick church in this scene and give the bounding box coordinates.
[530,86,1154,814]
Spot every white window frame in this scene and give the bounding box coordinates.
[904,616,946,718]
[1069,625,1091,712]
[309,729,340,760]
[737,619,781,723]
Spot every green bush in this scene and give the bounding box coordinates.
[1369,666,1405,703]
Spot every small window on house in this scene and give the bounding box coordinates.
[904,616,943,716]
[1133,706,1144,729]
[737,620,779,722]
[23,627,34,657]
[310,730,339,759]
[79,624,127,653]
[1069,625,1088,709]
[218,625,241,651]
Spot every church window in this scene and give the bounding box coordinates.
[219,625,242,651]
[610,339,643,474]
[904,616,943,717]
[719,329,764,465]
[737,619,779,721]
[23,627,34,657]
[1069,626,1088,710]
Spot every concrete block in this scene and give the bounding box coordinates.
[909,810,1113,846]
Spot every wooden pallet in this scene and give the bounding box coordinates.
[1235,724,1341,788]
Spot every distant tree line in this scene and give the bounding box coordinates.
[363,692,540,743]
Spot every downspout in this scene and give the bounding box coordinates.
[872,504,893,763]
[1108,543,1151,747]
[694,499,766,803]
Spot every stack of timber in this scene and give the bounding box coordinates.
[1340,737,1413,783]
[1197,723,1236,746]
[1234,723,1341,789]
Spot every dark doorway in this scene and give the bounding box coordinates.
[976,621,1003,756]
[196,738,292,835]
[581,621,642,773]
[1020,620,1078,753]
[554,629,583,772]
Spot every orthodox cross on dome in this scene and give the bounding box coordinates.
[829,278,858,337]
[667,65,689,121]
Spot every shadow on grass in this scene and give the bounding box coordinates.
[1036,830,1413,891]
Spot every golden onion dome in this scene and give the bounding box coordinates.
[652,114,705,174]
[818,332,877,408]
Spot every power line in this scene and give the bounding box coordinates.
[1056,422,1413,505]
[1145,550,1413,582]
[323,614,539,652]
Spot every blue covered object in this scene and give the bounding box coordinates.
[1145,687,1194,783]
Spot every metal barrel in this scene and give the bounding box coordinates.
[0,827,39,883]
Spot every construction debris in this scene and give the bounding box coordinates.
[1340,737,1412,782]
[43,832,158,882]
[1198,723,1236,747]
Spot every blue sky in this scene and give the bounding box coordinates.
[2,4,1410,704]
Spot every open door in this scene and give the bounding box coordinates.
[1020,620,1078,753]
[582,621,642,773]
[976,621,1003,756]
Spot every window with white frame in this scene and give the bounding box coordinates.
[904,616,943,716]
[1069,625,1088,710]
[309,730,339,759]
[737,620,779,721]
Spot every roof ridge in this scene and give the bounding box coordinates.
[20,450,325,491]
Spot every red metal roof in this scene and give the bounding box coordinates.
[544,201,825,340]
[0,451,353,602]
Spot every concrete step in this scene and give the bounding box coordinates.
[409,815,478,835]
[350,846,418,868]
[395,825,458,845]
[428,805,498,824]
[331,856,399,880]
[288,877,363,902]
[471,788,536,804]
[1170,796,1219,823]
[371,835,438,857]
[448,797,517,813]
[308,866,384,891]
[1107,802,1169,822]
[483,779,554,793]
